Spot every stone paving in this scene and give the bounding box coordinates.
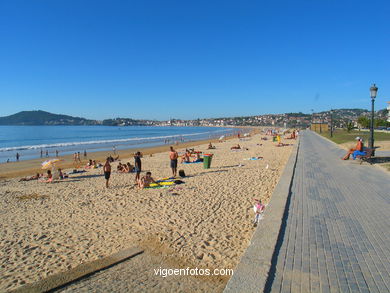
[267,131,390,293]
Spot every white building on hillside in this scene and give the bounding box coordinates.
[388,102,390,122]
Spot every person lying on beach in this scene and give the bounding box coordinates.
[231,144,241,150]
[117,162,124,172]
[138,171,156,189]
[207,142,216,149]
[19,173,41,182]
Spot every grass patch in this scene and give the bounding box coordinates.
[319,129,390,144]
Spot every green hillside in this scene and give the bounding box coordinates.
[0,110,98,125]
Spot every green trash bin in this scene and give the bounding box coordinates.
[203,154,213,169]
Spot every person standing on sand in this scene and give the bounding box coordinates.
[40,149,43,158]
[84,150,87,158]
[169,146,178,177]
[45,150,49,157]
[103,158,111,188]
[16,152,20,162]
[134,151,142,184]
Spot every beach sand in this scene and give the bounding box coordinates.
[0,133,293,291]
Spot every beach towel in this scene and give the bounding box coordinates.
[244,157,263,161]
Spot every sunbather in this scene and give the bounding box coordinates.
[19,173,41,182]
[138,171,156,189]
[342,137,363,160]
[231,144,241,150]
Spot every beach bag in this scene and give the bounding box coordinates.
[179,170,186,177]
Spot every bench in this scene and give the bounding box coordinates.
[356,148,374,165]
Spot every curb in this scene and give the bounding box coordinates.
[11,247,144,293]
[224,138,300,293]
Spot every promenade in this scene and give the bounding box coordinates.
[267,131,390,292]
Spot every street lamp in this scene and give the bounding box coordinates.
[369,84,378,155]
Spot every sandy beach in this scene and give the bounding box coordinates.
[0,132,294,292]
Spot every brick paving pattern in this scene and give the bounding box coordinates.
[267,131,390,293]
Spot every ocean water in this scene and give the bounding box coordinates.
[0,126,237,162]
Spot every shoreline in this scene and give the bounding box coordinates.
[0,127,257,180]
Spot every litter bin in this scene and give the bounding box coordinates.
[203,154,213,169]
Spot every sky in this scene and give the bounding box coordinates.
[0,0,389,120]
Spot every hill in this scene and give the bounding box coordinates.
[0,110,98,125]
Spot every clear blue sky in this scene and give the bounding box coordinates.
[1,0,389,120]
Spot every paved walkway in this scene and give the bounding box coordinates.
[267,131,390,293]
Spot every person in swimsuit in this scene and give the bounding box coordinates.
[103,158,112,188]
[169,146,179,177]
[134,151,142,184]
[138,171,156,189]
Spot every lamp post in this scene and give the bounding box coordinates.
[369,84,378,155]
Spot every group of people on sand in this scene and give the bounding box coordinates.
[180,149,203,163]
[20,168,68,183]
[103,150,157,189]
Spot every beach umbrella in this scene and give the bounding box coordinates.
[41,159,62,169]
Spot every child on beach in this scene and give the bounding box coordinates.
[253,198,265,227]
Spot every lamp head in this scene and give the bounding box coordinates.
[370,84,378,100]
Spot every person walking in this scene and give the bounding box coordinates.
[169,146,178,177]
[55,150,59,157]
[45,150,49,157]
[103,158,112,188]
[134,151,142,184]
[16,152,20,162]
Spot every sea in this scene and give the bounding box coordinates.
[0,126,238,162]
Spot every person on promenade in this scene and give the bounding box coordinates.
[103,158,111,188]
[342,137,363,160]
[138,171,157,189]
[169,146,179,177]
[253,198,265,227]
[134,151,142,184]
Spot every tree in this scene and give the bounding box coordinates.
[357,116,370,128]
[346,121,354,133]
